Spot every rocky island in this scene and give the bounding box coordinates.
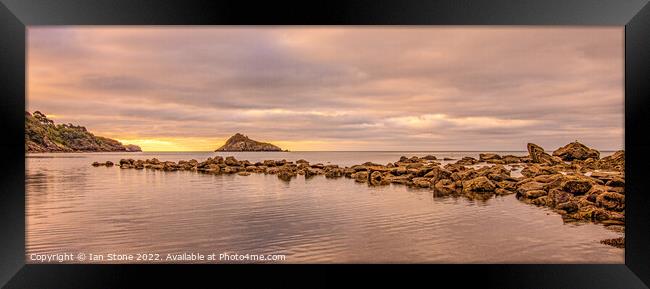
[215,133,284,152]
[25,111,142,153]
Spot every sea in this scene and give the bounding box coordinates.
[25,151,623,263]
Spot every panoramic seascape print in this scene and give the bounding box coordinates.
[26,27,624,263]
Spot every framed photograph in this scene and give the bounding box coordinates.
[1,0,649,288]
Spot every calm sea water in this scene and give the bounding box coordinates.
[26,151,623,263]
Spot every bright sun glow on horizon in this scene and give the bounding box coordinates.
[116,137,225,152]
[114,137,376,152]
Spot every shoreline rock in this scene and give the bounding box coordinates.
[94,141,625,246]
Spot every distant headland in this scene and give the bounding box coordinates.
[215,133,286,152]
[25,111,142,153]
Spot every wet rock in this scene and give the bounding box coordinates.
[501,155,522,164]
[222,166,241,174]
[369,171,389,186]
[585,188,607,202]
[495,188,515,195]
[105,161,114,166]
[304,167,322,178]
[456,157,478,165]
[600,237,624,248]
[311,163,325,169]
[350,165,368,172]
[560,176,593,195]
[92,162,102,167]
[405,162,425,170]
[596,192,625,211]
[531,196,550,206]
[161,161,179,171]
[199,164,221,174]
[225,156,239,166]
[527,143,562,165]
[434,179,457,194]
[598,150,624,171]
[353,171,369,183]
[547,189,573,207]
[496,180,517,191]
[552,141,600,161]
[455,169,479,182]
[325,168,343,178]
[521,189,547,199]
[423,166,452,183]
[462,176,496,193]
[516,181,546,195]
[568,205,613,222]
[556,200,579,213]
[237,171,251,176]
[411,177,432,188]
[479,153,501,162]
[589,171,621,182]
[605,177,625,188]
[277,170,296,182]
[422,155,437,160]
[532,174,563,184]
[390,166,409,176]
[343,168,356,178]
[521,164,559,178]
[385,174,412,184]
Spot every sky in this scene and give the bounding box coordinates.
[27,27,624,152]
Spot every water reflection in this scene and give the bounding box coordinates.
[26,151,623,263]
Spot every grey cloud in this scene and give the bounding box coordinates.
[27,27,624,151]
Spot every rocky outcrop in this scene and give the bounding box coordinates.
[97,141,625,243]
[527,143,562,165]
[552,141,600,161]
[25,111,142,153]
[598,150,624,172]
[124,144,142,152]
[215,133,283,152]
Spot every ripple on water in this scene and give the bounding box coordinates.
[26,152,623,263]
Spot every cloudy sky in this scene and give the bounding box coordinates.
[27,27,623,151]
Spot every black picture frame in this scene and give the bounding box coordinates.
[1,0,649,288]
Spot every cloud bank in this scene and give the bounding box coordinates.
[28,27,623,151]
